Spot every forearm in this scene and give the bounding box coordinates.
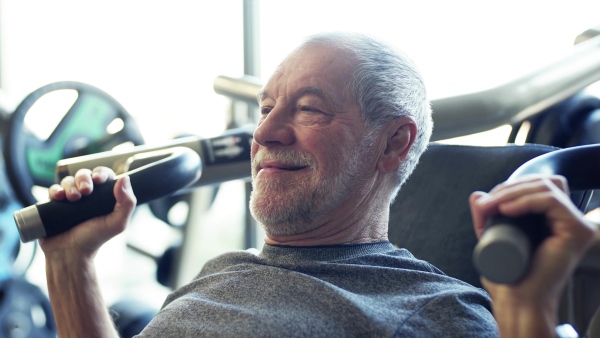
[46,254,119,338]
[492,298,557,338]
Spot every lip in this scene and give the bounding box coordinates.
[256,161,308,174]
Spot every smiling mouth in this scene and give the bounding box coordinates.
[260,165,307,172]
[252,149,316,176]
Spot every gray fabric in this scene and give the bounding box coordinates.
[137,242,498,337]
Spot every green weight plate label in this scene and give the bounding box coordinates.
[25,93,118,185]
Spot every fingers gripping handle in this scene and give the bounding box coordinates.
[14,147,201,243]
[15,181,118,241]
[473,144,600,284]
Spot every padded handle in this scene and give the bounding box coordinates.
[473,144,600,284]
[473,214,549,284]
[14,147,201,242]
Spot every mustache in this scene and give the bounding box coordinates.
[252,149,318,173]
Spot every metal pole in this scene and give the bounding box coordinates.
[0,0,4,90]
[242,0,260,249]
[243,0,260,78]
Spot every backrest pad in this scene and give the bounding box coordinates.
[389,143,559,288]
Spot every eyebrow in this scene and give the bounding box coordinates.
[298,86,331,103]
[257,86,333,105]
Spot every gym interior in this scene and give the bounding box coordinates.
[0,1,599,337]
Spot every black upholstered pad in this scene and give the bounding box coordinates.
[389,143,559,288]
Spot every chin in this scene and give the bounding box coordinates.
[250,200,318,236]
[250,209,305,235]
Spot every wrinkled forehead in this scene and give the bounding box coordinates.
[282,44,355,76]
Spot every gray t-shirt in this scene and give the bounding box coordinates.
[137,242,498,337]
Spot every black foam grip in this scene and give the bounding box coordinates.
[34,147,201,239]
[38,181,117,237]
[475,213,550,284]
[487,213,550,249]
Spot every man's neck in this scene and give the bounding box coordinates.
[263,208,389,247]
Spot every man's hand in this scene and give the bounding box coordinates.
[39,166,137,259]
[469,175,598,337]
[38,166,136,338]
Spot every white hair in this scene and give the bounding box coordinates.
[298,32,433,200]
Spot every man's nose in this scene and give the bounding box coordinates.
[253,108,295,147]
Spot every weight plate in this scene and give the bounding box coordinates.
[0,277,57,337]
[3,81,144,206]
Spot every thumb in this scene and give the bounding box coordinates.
[114,175,137,217]
[103,176,137,237]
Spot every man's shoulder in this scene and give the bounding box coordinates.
[197,248,263,276]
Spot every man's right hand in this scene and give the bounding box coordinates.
[470,175,598,337]
[39,166,137,259]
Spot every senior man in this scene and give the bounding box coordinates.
[41,32,597,338]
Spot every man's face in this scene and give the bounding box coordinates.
[249,45,377,236]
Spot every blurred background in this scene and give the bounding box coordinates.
[0,0,599,336]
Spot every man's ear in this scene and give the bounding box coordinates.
[377,117,417,174]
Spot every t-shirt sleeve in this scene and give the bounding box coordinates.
[394,290,499,337]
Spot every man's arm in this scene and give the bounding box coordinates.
[45,250,118,337]
[469,175,598,338]
[39,167,137,338]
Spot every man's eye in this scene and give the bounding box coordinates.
[260,107,272,115]
[299,106,321,113]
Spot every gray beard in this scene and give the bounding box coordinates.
[249,138,373,236]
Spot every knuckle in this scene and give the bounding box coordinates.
[60,176,74,186]
[555,175,569,190]
[76,168,92,175]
